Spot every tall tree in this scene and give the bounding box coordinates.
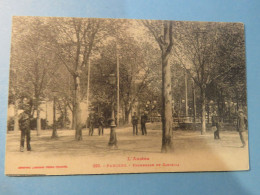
[174,22,245,134]
[51,17,107,140]
[91,34,160,124]
[143,20,174,152]
[10,16,55,135]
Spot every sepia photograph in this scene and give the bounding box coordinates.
[5,16,249,176]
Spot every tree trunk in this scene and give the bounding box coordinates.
[192,80,196,124]
[51,96,58,139]
[36,99,41,136]
[124,105,131,124]
[221,92,225,121]
[71,76,77,130]
[143,20,174,152]
[75,105,82,140]
[179,96,182,117]
[201,86,206,135]
[207,104,210,124]
[161,51,173,153]
[34,60,41,135]
[63,105,67,129]
[116,46,120,126]
[185,71,188,116]
[14,98,19,132]
[236,93,239,111]
[217,90,222,119]
[75,75,83,141]
[72,107,76,129]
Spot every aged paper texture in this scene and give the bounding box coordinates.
[6,16,249,175]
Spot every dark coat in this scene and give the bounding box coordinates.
[212,115,218,126]
[141,115,148,124]
[98,116,105,126]
[19,112,30,131]
[237,113,246,132]
[132,116,138,125]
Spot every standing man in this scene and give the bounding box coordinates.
[89,114,95,136]
[19,105,32,152]
[212,111,220,139]
[98,113,105,136]
[237,109,247,148]
[141,112,148,135]
[132,112,139,136]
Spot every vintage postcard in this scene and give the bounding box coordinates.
[5,16,249,176]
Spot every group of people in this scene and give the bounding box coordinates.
[211,109,247,148]
[86,112,149,137]
[17,99,248,152]
[87,113,105,136]
[132,112,148,136]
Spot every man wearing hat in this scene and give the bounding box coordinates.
[19,103,32,152]
[141,112,148,135]
[237,109,247,148]
[98,113,105,136]
[132,112,139,135]
[88,114,95,136]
